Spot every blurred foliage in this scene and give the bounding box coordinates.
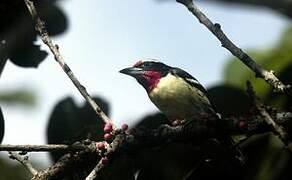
[219,27,292,180]
[155,0,292,19]
[0,108,4,143]
[0,89,36,107]
[213,0,292,19]
[0,0,67,68]
[241,133,291,180]
[46,96,109,162]
[0,155,30,180]
[207,85,251,116]
[224,27,292,110]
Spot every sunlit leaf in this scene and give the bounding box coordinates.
[224,27,292,109]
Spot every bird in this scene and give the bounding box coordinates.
[119,59,246,165]
[119,59,217,124]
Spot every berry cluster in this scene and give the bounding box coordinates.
[96,123,129,165]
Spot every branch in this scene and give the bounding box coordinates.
[176,0,291,93]
[23,0,112,124]
[9,151,38,177]
[12,111,290,179]
[0,144,86,152]
[246,81,292,151]
[85,159,104,180]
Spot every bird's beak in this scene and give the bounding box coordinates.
[119,67,144,78]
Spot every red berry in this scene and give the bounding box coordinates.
[121,124,128,131]
[101,157,109,165]
[103,123,113,133]
[96,142,105,150]
[104,133,112,140]
[238,121,246,129]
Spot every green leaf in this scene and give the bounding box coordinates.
[241,133,290,180]
[0,156,30,180]
[0,89,36,107]
[224,27,292,106]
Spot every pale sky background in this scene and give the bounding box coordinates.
[0,0,289,165]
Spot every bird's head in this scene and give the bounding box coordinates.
[119,59,171,92]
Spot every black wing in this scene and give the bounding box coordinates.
[170,67,208,95]
[170,67,219,112]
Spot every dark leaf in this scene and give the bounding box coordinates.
[136,143,202,180]
[96,156,135,180]
[36,3,68,36]
[241,134,290,180]
[0,43,8,77]
[207,85,251,116]
[9,43,47,67]
[0,0,67,68]
[46,96,110,162]
[134,113,169,129]
[0,107,4,143]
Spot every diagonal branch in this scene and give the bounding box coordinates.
[85,159,104,180]
[23,0,112,124]
[5,112,290,179]
[176,0,291,93]
[9,151,38,177]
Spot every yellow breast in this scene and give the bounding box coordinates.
[149,74,212,120]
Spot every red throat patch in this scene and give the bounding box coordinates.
[143,71,161,91]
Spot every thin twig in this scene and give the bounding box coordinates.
[0,144,85,152]
[86,133,124,179]
[246,81,292,151]
[176,0,290,93]
[85,159,104,180]
[8,151,38,176]
[23,0,112,124]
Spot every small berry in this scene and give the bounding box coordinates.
[121,124,128,131]
[238,121,246,129]
[104,133,112,140]
[101,156,109,165]
[103,123,113,133]
[96,142,105,150]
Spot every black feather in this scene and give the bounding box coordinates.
[170,68,208,94]
[170,67,218,112]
